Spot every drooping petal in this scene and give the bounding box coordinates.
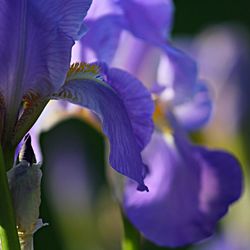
[124,131,242,247]
[174,81,213,130]
[0,0,92,113]
[52,63,154,191]
[104,67,154,149]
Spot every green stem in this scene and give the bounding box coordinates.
[121,210,141,250]
[12,99,49,149]
[0,146,21,250]
[2,146,15,172]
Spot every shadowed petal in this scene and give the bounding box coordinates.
[124,131,242,247]
[0,0,92,113]
[174,81,213,130]
[52,63,154,191]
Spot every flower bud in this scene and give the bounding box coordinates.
[8,160,42,232]
[7,134,46,250]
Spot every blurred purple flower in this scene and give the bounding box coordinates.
[122,25,246,247]
[175,25,250,134]
[68,0,243,247]
[124,119,242,247]
[74,0,212,131]
[117,24,242,244]
[54,3,249,249]
[196,235,249,250]
[0,0,154,191]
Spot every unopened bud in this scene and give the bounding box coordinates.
[7,135,47,250]
[8,161,43,234]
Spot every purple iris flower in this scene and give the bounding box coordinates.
[71,0,243,247]
[118,25,243,245]
[124,119,242,247]
[0,0,154,191]
[78,0,198,103]
[77,0,212,131]
[175,25,250,136]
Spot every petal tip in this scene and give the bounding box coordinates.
[137,183,149,192]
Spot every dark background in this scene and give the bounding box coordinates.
[173,0,250,35]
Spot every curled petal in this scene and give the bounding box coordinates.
[52,63,154,191]
[174,81,213,130]
[104,66,154,149]
[124,131,242,247]
[158,45,198,103]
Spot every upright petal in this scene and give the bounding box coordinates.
[85,0,122,20]
[118,0,174,44]
[78,0,197,102]
[79,16,124,63]
[0,0,92,114]
[117,0,198,101]
[124,131,242,247]
[52,63,154,191]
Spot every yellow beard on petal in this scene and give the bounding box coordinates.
[66,62,104,82]
[22,91,41,109]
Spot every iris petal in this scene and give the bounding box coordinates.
[0,0,92,113]
[118,0,174,43]
[85,0,122,19]
[159,45,198,103]
[124,131,242,247]
[80,16,123,63]
[174,81,213,130]
[80,0,197,103]
[52,63,154,191]
[105,67,154,149]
